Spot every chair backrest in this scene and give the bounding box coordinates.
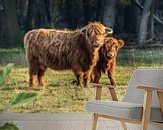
[123,69,163,107]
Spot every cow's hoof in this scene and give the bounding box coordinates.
[71,80,77,84]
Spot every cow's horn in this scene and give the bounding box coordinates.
[80,26,87,33]
[105,27,113,34]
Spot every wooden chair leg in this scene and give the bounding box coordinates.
[108,88,118,101]
[91,86,101,130]
[94,86,102,100]
[121,121,127,130]
[157,91,163,114]
[92,113,98,130]
[141,90,152,130]
[108,87,127,129]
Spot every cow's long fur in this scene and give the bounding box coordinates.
[91,37,124,85]
[24,22,109,89]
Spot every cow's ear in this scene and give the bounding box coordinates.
[118,39,124,49]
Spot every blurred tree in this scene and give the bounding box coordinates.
[149,0,155,41]
[138,0,153,47]
[35,0,50,27]
[25,0,50,32]
[102,0,117,28]
[0,0,163,48]
[132,0,163,47]
[123,2,141,34]
[0,0,5,46]
[25,0,36,31]
[50,0,69,28]
[114,4,125,34]
[96,0,105,22]
[83,0,98,23]
[3,0,21,47]
[96,0,117,29]
[17,0,28,30]
[66,0,85,28]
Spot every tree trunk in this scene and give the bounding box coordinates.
[49,0,68,28]
[137,0,153,47]
[96,0,117,28]
[66,0,85,29]
[102,0,117,28]
[44,0,51,26]
[123,3,140,34]
[149,0,154,38]
[83,0,98,23]
[3,0,21,47]
[114,5,125,34]
[35,0,50,28]
[17,0,28,30]
[96,0,105,22]
[0,0,5,44]
[25,0,37,32]
[26,0,50,32]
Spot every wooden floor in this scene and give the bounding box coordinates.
[0,113,140,130]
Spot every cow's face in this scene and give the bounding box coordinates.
[80,22,113,48]
[88,33,105,48]
[101,38,124,59]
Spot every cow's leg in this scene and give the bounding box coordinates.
[37,69,46,91]
[108,69,116,86]
[29,64,39,89]
[93,69,101,84]
[90,74,95,83]
[73,66,84,89]
[75,75,80,85]
[84,70,92,88]
[74,72,84,89]
[74,72,83,89]
[28,57,40,89]
[78,73,84,89]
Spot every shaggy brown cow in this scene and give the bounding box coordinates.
[24,22,113,90]
[91,37,124,86]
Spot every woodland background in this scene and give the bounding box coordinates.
[0,0,163,48]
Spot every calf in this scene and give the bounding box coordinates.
[91,37,124,86]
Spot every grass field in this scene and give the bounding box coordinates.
[0,48,163,113]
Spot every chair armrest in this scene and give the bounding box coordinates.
[90,83,118,101]
[90,83,115,100]
[137,86,163,92]
[90,83,115,89]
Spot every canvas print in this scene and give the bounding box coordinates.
[0,0,163,130]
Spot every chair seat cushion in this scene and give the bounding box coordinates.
[86,100,163,122]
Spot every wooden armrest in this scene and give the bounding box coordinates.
[90,83,118,101]
[90,83,115,89]
[137,86,163,92]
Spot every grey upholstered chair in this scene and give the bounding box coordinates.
[86,69,163,130]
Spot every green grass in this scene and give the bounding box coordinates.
[0,48,163,113]
[0,67,131,113]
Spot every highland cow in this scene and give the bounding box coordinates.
[91,37,124,86]
[24,22,113,90]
